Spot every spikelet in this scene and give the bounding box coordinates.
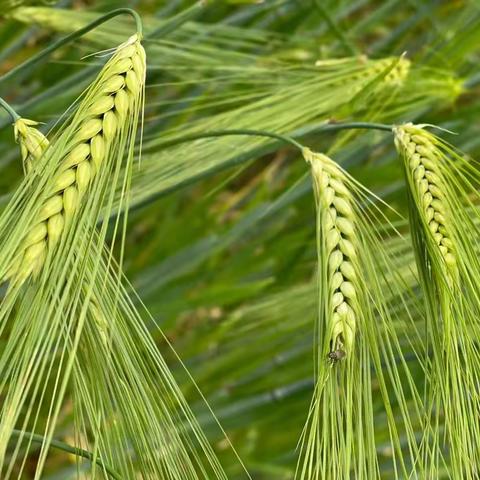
[5,34,145,285]
[14,118,49,173]
[303,148,357,356]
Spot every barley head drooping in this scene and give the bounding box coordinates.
[303,148,357,357]
[393,123,457,277]
[393,123,480,479]
[5,34,145,285]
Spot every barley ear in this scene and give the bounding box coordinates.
[393,123,457,276]
[394,122,480,477]
[303,147,357,356]
[298,148,424,480]
[6,34,146,286]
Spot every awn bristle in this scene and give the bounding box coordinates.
[304,148,357,356]
[6,35,145,285]
[14,118,49,173]
[393,123,456,273]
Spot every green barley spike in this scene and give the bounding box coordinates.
[5,34,145,285]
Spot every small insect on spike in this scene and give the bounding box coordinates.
[327,349,346,364]
[4,34,146,286]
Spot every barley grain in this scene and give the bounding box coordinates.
[304,148,358,355]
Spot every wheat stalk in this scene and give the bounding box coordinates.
[5,34,145,285]
[393,123,457,274]
[303,147,357,357]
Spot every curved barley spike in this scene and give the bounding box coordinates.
[1,30,241,480]
[297,148,425,480]
[5,34,145,286]
[3,109,235,480]
[315,56,411,97]
[394,123,480,479]
[394,123,457,274]
[303,148,357,356]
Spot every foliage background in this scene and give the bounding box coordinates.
[0,0,479,478]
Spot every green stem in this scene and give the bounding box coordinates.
[126,121,393,214]
[158,128,305,151]
[315,121,393,133]
[148,1,206,39]
[0,96,20,122]
[0,8,143,85]
[149,122,392,150]
[11,429,121,480]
